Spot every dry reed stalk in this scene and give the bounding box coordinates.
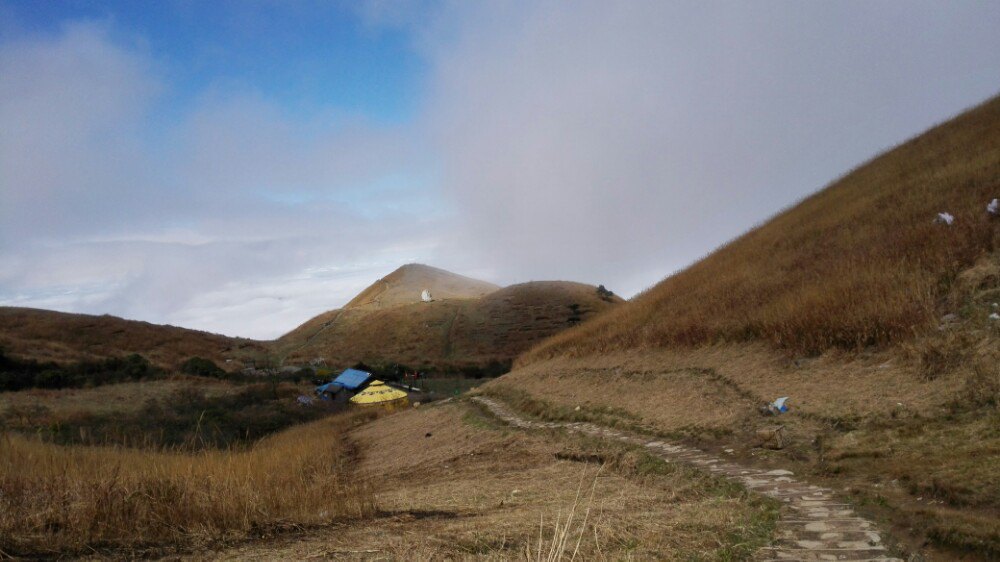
[527,465,604,562]
[0,411,376,556]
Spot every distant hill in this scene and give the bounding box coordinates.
[0,265,621,375]
[0,307,264,369]
[275,266,622,371]
[344,263,499,310]
[523,95,1000,364]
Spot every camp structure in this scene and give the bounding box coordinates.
[349,380,408,409]
[315,368,373,397]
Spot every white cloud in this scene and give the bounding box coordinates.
[0,21,440,337]
[4,2,1000,339]
[424,1,1000,294]
[0,21,160,245]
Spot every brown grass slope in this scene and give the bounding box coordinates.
[525,95,1000,363]
[275,263,500,355]
[276,280,622,369]
[0,307,264,368]
[343,263,499,310]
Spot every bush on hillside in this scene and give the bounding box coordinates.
[0,351,161,391]
[180,356,225,378]
[596,285,615,301]
[12,383,335,450]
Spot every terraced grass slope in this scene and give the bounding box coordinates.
[0,307,264,369]
[276,273,622,370]
[524,95,1000,363]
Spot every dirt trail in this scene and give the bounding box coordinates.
[472,396,903,562]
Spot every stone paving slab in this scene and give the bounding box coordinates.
[471,396,902,562]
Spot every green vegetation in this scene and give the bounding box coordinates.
[419,377,487,395]
[3,383,333,450]
[0,348,162,391]
[596,284,615,301]
[180,356,226,377]
[350,359,511,382]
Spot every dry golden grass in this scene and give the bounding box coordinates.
[0,306,265,368]
[495,344,966,434]
[0,410,377,557]
[343,263,500,310]
[525,94,1000,362]
[210,401,776,560]
[490,335,1000,558]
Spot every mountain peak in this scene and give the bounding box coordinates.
[343,264,499,311]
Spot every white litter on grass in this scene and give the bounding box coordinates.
[989,312,1000,321]
[988,198,999,215]
[935,212,955,225]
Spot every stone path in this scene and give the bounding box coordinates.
[472,396,902,562]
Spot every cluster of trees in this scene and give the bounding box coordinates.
[0,350,261,392]
[349,359,511,382]
[0,349,162,391]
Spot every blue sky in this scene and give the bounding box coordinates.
[2,1,1000,338]
[2,0,425,123]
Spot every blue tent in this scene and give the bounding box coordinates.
[315,381,341,394]
[333,368,372,391]
[315,368,372,395]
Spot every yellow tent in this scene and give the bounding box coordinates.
[349,380,408,407]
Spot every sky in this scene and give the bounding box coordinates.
[1,1,999,339]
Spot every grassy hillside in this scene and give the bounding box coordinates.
[276,280,622,370]
[524,95,1000,362]
[496,94,1000,560]
[0,307,264,369]
[343,263,499,310]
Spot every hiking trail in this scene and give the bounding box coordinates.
[472,396,903,562]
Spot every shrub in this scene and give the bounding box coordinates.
[596,284,615,301]
[180,356,225,378]
[15,383,336,450]
[0,353,162,392]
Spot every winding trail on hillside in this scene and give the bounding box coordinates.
[472,396,902,562]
